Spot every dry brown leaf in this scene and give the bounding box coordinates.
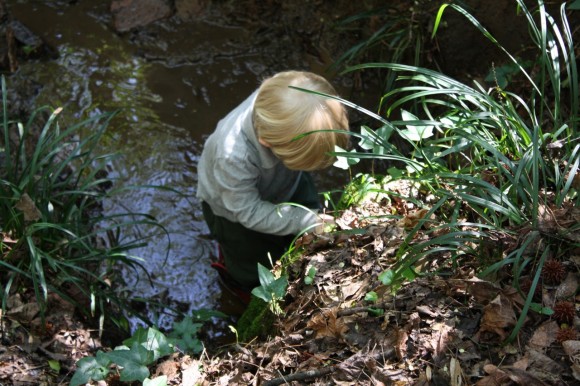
[465,277,501,303]
[478,364,547,386]
[7,302,40,322]
[524,349,565,384]
[335,209,359,230]
[306,308,348,339]
[527,320,559,351]
[571,364,580,382]
[341,277,370,300]
[477,365,511,385]
[449,357,463,386]
[15,193,42,222]
[429,321,454,362]
[555,272,579,300]
[562,340,580,363]
[478,294,517,340]
[397,208,431,229]
[182,365,203,386]
[394,327,409,360]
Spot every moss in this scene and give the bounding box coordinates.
[236,296,276,342]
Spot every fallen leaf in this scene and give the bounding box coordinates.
[562,340,580,362]
[306,308,348,339]
[15,193,42,222]
[397,208,432,229]
[465,277,501,303]
[555,272,579,300]
[449,357,463,386]
[478,294,517,340]
[527,320,559,351]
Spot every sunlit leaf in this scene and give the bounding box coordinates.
[365,291,378,302]
[378,270,395,285]
[399,110,434,141]
[143,376,168,386]
[69,352,111,386]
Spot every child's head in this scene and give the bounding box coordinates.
[253,71,349,171]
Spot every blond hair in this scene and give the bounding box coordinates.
[253,71,349,171]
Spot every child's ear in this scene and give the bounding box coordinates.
[258,137,271,148]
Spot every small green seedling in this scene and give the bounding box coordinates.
[304,265,317,285]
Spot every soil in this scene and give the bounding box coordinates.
[1,1,579,385]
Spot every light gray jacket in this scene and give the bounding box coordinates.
[197,91,318,236]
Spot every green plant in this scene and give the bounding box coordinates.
[70,309,222,385]
[251,263,288,315]
[335,0,578,341]
[333,0,442,93]
[304,265,317,285]
[70,326,173,385]
[0,75,169,327]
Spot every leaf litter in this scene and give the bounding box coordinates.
[1,180,578,385]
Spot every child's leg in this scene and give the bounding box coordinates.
[202,201,293,289]
[201,173,320,289]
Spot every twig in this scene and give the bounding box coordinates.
[263,366,336,386]
[263,348,395,386]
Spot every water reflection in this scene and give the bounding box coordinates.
[9,0,267,330]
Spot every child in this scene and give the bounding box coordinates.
[197,71,349,295]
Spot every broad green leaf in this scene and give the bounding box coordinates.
[568,0,580,10]
[48,360,60,372]
[378,270,395,285]
[401,267,418,281]
[387,167,405,179]
[399,110,434,141]
[105,342,154,382]
[333,146,360,169]
[251,286,272,303]
[257,263,275,288]
[168,318,204,354]
[69,351,111,386]
[123,327,173,361]
[269,276,288,299]
[364,291,378,302]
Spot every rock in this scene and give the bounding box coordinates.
[175,0,208,21]
[111,0,173,33]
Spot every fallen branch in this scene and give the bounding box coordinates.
[263,366,336,386]
[263,348,395,386]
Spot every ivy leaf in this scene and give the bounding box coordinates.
[105,342,154,382]
[69,351,111,386]
[364,291,378,302]
[168,318,204,354]
[399,110,434,142]
[251,285,272,303]
[269,276,288,299]
[123,327,174,361]
[333,145,360,169]
[257,263,275,288]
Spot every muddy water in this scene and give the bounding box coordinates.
[7,0,359,330]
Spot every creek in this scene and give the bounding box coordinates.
[7,0,362,331]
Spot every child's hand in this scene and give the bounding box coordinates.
[314,213,335,234]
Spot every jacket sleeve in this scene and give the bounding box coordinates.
[213,155,319,236]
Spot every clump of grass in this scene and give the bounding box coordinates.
[332,0,578,341]
[0,76,168,330]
